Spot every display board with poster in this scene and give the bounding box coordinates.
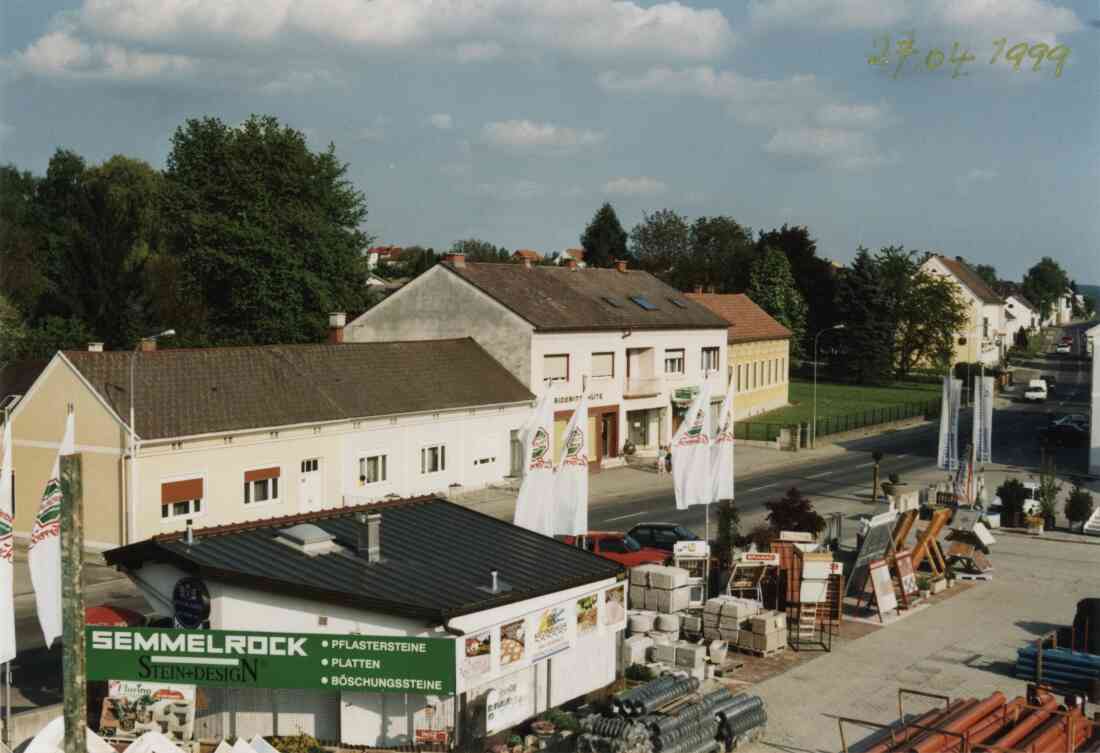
[602,585,626,630]
[893,549,919,608]
[845,511,899,597]
[99,680,198,749]
[868,559,898,622]
[483,672,535,735]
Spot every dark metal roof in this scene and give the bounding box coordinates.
[441,261,730,332]
[62,338,533,440]
[104,496,623,622]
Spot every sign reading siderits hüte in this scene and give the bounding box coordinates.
[86,627,456,695]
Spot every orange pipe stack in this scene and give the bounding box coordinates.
[938,696,1026,752]
[906,691,1006,753]
[984,694,1059,750]
[862,701,970,753]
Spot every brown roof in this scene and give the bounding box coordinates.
[512,249,542,261]
[564,248,585,260]
[1,359,49,401]
[62,339,533,440]
[441,261,730,332]
[933,256,1003,305]
[368,245,403,257]
[684,293,792,344]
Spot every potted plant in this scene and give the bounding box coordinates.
[1038,453,1062,531]
[916,574,932,600]
[1065,482,1095,533]
[930,576,947,595]
[1026,514,1044,536]
[996,478,1028,528]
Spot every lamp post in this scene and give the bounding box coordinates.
[812,324,846,448]
[128,329,174,543]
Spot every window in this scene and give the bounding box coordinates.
[592,352,614,378]
[544,354,569,383]
[601,296,623,308]
[701,347,720,373]
[358,454,387,485]
[244,467,280,505]
[600,537,628,554]
[664,348,685,374]
[629,295,659,311]
[982,317,989,338]
[736,364,743,392]
[421,444,446,474]
[161,478,203,521]
[474,456,496,466]
[668,298,688,308]
[301,458,319,473]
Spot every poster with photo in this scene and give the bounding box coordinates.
[529,604,572,661]
[601,585,627,630]
[499,618,526,668]
[575,594,598,637]
[462,631,492,681]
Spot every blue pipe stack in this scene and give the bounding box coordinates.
[1015,645,1100,694]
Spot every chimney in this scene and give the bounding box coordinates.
[445,253,466,268]
[356,512,382,563]
[490,570,499,594]
[87,342,104,353]
[185,519,194,546]
[693,285,703,294]
[328,312,346,344]
[614,259,628,273]
[139,338,156,353]
[566,258,578,270]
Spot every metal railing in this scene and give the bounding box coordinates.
[734,399,939,444]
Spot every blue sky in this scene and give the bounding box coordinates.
[1,0,1098,283]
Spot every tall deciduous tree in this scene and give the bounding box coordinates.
[684,216,755,293]
[1022,257,1070,321]
[834,248,893,384]
[450,238,508,262]
[895,270,968,376]
[162,115,370,345]
[747,247,807,357]
[580,203,628,269]
[974,264,998,288]
[756,225,836,356]
[629,209,691,278]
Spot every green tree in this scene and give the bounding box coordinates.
[756,225,837,356]
[1022,257,1070,322]
[629,209,690,278]
[400,245,439,276]
[450,238,508,262]
[1037,452,1062,527]
[715,499,741,570]
[995,478,1029,528]
[580,203,627,269]
[18,316,96,359]
[0,165,49,317]
[974,264,998,288]
[0,293,27,363]
[162,114,371,345]
[684,216,755,293]
[747,247,807,357]
[1065,481,1095,528]
[833,248,893,384]
[764,487,825,535]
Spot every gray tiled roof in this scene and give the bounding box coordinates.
[104,497,624,620]
[64,339,533,440]
[442,261,730,332]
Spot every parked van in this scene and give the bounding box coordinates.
[1024,379,1048,402]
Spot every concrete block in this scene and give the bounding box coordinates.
[675,643,707,668]
[649,566,690,590]
[737,630,756,649]
[690,665,707,683]
[655,586,692,613]
[681,614,703,632]
[703,612,720,626]
[651,642,677,664]
[629,585,646,609]
[703,627,721,642]
[630,564,662,587]
[645,588,660,611]
[650,630,678,645]
[719,628,740,643]
[751,611,787,635]
[752,631,786,652]
[622,635,654,666]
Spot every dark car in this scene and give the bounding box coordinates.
[1044,375,1058,395]
[627,523,702,552]
[1040,422,1089,448]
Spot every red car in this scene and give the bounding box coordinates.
[559,532,668,567]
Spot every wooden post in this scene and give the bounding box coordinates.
[61,453,86,753]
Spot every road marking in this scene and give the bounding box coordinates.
[807,470,832,478]
[745,483,777,492]
[855,461,875,468]
[604,511,648,522]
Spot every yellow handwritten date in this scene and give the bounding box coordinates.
[869,34,1070,78]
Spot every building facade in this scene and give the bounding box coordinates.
[1004,294,1039,346]
[921,255,1006,367]
[345,257,730,461]
[1089,323,1100,477]
[1,339,532,548]
[686,293,792,419]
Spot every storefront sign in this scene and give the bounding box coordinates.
[553,392,603,405]
[86,627,456,695]
[529,604,571,661]
[172,577,210,629]
[484,674,534,735]
[674,540,710,558]
[737,551,779,566]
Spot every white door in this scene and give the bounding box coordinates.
[300,458,322,511]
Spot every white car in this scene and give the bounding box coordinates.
[1023,379,1047,402]
[1056,343,1072,354]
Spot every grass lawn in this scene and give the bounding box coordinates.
[750,379,941,426]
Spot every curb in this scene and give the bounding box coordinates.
[995,528,1100,547]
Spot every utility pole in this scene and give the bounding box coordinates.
[61,453,86,753]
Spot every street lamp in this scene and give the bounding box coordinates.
[813,324,846,448]
[128,328,175,543]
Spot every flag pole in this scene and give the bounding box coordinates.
[60,409,86,753]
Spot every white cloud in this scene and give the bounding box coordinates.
[429,113,453,130]
[260,69,338,94]
[764,127,896,171]
[602,176,667,196]
[483,120,605,152]
[749,0,1081,43]
[964,167,998,182]
[15,27,196,80]
[70,0,732,61]
[455,41,502,63]
[814,103,889,130]
[467,179,549,201]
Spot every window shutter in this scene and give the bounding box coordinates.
[162,479,203,505]
[244,467,281,482]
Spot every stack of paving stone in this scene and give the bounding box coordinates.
[630,565,693,614]
[583,677,768,753]
[702,597,761,643]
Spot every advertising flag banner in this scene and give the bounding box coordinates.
[553,393,589,536]
[1,414,15,663]
[972,376,994,465]
[29,409,74,648]
[937,377,961,471]
[711,385,735,504]
[672,383,712,510]
[513,390,556,536]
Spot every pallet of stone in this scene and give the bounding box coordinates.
[735,644,785,658]
[749,611,787,635]
[630,564,664,587]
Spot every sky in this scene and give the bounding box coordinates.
[1,0,1098,284]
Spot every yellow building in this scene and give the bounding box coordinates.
[686,293,791,419]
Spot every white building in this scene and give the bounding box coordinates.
[921,255,1006,367]
[2,335,533,546]
[345,255,730,462]
[1043,292,1086,327]
[105,499,625,747]
[1004,294,1040,347]
[1089,323,1100,476]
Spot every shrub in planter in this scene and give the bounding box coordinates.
[764,487,825,536]
[996,478,1028,528]
[1065,483,1095,530]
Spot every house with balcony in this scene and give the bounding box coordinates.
[0,337,532,548]
[920,255,1006,367]
[685,292,792,419]
[344,255,730,465]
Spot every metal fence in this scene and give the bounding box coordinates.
[734,399,940,444]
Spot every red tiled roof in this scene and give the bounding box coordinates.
[368,246,403,257]
[685,293,792,343]
[512,249,542,261]
[564,248,585,260]
[932,256,1003,305]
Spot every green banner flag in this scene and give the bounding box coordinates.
[86,627,456,695]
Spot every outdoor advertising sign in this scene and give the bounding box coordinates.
[86,627,456,695]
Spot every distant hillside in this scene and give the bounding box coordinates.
[1079,284,1100,302]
